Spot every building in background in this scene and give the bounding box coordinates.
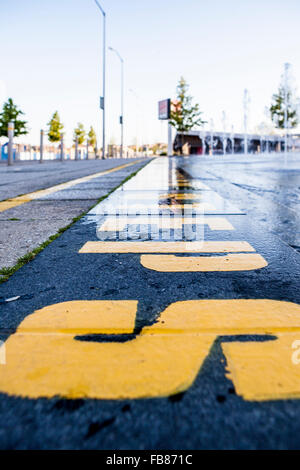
[174,131,285,155]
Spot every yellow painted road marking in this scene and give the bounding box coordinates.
[95,203,217,214]
[0,299,299,400]
[135,203,216,211]
[0,158,289,402]
[223,333,300,401]
[159,193,210,200]
[140,253,268,272]
[16,300,137,334]
[98,217,234,232]
[0,160,144,213]
[158,203,215,211]
[0,197,32,211]
[79,241,254,254]
[172,181,211,190]
[113,191,212,201]
[169,181,210,191]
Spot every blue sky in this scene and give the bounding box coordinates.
[1,0,300,146]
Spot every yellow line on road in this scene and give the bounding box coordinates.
[0,160,144,213]
[98,216,235,232]
[1,299,300,400]
[140,253,268,272]
[79,241,255,254]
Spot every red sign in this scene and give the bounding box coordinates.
[158,99,171,120]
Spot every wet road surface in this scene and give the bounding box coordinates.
[0,158,144,201]
[0,155,300,449]
[0,159,148,270]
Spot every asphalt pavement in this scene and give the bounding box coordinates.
[0,158,148,271]
[0,154,299,450]
[0,158,146,201]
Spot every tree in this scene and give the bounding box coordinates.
[270,65,298,129]
[73,123,86,145]
[152,143,159,155]
[169,77,206,153]
[0,98,28,137]
[48,111,64,143]
[88,126,97,157]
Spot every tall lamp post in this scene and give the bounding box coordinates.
[209,118,214,156]
[109,47,124,158]
[231,125,235,155]
[129,89,139,157]
[221,110,227,156]
[243,89,250,155]
[94,0,106,159]
[283,63,291,160]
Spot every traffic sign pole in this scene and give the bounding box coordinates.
[168,121,173,156]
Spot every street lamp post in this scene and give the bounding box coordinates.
[210,119,214,156]
[264,106,271,154]
[200,131,206,155]
[243,89,250,156]
[221,110,227,156]
[94,0,106,159]
[129,89,139,157]
[109,47,124,159]
[231,125,235,155]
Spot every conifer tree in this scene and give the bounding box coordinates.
[270,65,298,129]
[169,77,206,133]
[169,77,206,154]
[73,123,86,145]
[48,111,64,142]
[88,126,97,156]
[0,98,28,137]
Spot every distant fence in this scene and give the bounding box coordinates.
[0,142,138,161]
[0,143,90,161]
[1,143,16,161]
